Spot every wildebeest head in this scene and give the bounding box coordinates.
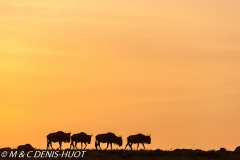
[117,136,123,147]
[65,132,71,143]
[145,135,151,144]
[87,134,92,144]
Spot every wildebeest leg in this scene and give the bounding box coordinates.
[58,141,62,150]
[95,141,101,150]
[51,143,53,149]
[137,143,139,150]
[99,142,102,150]
[49,141,53,150]
[81,142,83,150]
[70,141,74,149]
[70,141,72,149]
[142,143,145,149]
[84,142,87,149]
[125,142,131,150]
[95,141,98,150]
[110,143,112,150]
[125,142,128,149]
[47,141,51,150]
[129,143,133,150]
[47,140,50,149]
[75,142,78,149]
[105,142,109,150]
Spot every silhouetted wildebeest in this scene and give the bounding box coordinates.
[125,133,151,150]
[47,131,71,150]
[17,144,35,150]
[70,132,92,149]
[95,132,122,150]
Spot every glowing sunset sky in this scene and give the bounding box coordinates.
[0,0,240,150]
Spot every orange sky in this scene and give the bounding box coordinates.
[0,0,240,150]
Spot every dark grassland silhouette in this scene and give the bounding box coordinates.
[95,132,122,150]
[70,132,92,149]
[47,131,71,150]
[1,147,240,160]
[125,133,151,150]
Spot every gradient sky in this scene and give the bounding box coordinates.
[1,0,240,150]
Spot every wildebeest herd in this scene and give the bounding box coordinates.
[46,131,151,150]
